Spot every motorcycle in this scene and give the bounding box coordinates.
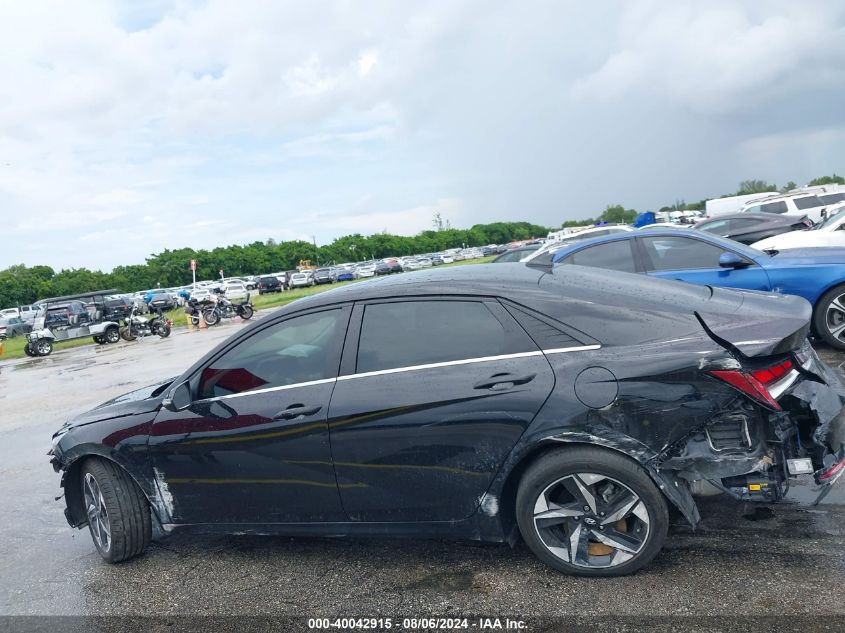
[119,307,172,341]
[202,291,255,325]
[185,296,221,326]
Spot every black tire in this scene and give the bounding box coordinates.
[239,305,254,320]
[203,309,219,326]
[36,339,53,356]
[515,446,668,577]
[105,326,120,344]
[190,314,200,327]
[813,284,845,350]
[93,336,105,345]
[156,323,171,338]
[24,344,35,357]
[79,458,151,563]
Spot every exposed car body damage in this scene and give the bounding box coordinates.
[49,264,845,573]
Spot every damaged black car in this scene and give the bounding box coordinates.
[49,264,845,576]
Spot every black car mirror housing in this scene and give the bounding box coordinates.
[163,380,192,412]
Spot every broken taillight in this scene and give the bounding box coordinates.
[818,457,845,483]
[708,369,781,410]
[749,358,793,385]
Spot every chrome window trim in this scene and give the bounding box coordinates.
[339,344,602,382]
[197,344,603,400]
[198,377,337,403]
[543,344,602,355]
[339,350,544,381]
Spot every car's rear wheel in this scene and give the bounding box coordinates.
[80,458,151,563]
[104,326,120,344]
[516,447,668,577]
[814,285,845,350]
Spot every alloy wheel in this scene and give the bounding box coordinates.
[83,473,111,553]
[825,293,845,343]
[533,473,650,569]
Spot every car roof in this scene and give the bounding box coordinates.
[546,228,766,264]
[281,264,545,312]
[697,212,804,224]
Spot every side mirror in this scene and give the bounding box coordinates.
[718,252,750,269]
[162,380,192,412]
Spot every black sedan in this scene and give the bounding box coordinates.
[694,212,812,244]
[49,265,845,576]
[492,244,540,262]
[147,293,178,312]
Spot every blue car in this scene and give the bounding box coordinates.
[546,229,845,349]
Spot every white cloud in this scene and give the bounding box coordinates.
[1,0,844,271]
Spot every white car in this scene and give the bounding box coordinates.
[524,225,635,263]
[222,282,249,302]
[289,271,314,288]
[401,258,421,271]
[354,264,376,278]
[190,287,212,301]
[741,192,830,224]
[440,254,454,264]
[417,257,433,268]
[752,204,845,251]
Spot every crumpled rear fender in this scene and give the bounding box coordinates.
[531,429,701,528]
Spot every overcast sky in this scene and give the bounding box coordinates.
[2,1,845,271]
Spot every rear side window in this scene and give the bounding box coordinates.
[793,196,823,210]
[356,301,532,373]
[820,193,845,205]
[563,240,636,273]
[761,201,788,214]
[641,236,726,270]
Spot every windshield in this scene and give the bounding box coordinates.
[816,209,845,230]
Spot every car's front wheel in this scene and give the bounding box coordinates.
[814,284,845,350]
[515,447,668,577]
[80,458,151,563]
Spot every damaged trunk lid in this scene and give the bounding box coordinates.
[695,287,811,358]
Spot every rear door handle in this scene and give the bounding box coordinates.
[272,404,322,420]
[474,373,536,390]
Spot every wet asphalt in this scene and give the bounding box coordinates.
[0,321,844,621]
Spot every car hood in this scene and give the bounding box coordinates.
[53,377,175,435]
[767,247,845,265]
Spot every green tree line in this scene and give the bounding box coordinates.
[0,221,549,308]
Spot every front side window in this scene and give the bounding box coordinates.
[356,301,531,373]
[563,240,636,273]
[198,309,345,399]
[641,236,728,271]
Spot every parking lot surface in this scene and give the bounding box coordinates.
[1,323,844,620]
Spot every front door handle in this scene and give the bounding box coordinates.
[272,403,322,420]
[474,372,536,390]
